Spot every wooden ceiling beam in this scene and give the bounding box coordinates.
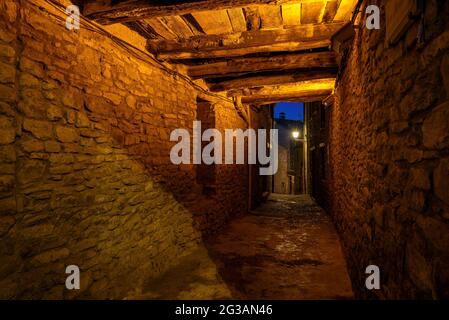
[208,68,337,92]
[187,51,338,79]
[241,90,332,104]
[155,40,331,60]
[148,22,342,60]
[238,78,335,104]
[227,78,335,97]
[334,0,358,21]
[84,0,327,24]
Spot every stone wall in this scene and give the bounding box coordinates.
[248,105,272,209]
[329,0,449,299]
[306,101,330,207]
[0,0,252,299]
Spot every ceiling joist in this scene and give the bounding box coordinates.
[207,68,338,92]
[187,51,338,79]
[156,40,331,60]
[241,89,332,104]
[81,0,360,106]
[148,22,343,60]
[229,78,335,97]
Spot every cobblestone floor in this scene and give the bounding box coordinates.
[207,194,354,299]
[134,194,353,299]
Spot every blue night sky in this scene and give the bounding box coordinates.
[274,102,304,121]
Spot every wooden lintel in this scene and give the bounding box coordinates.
[187,51,338,79]
[241,90,332,104]
[208,68,337,92]
[228,78,335,97]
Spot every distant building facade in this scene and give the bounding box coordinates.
[273,112,305,194]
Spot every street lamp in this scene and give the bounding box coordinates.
[292,130,300,139]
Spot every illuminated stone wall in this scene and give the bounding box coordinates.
[0,0,253,299]
[329,0,449,299]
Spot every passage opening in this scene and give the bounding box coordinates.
[272,102,305,195]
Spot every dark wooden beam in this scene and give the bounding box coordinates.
[84,0,323,24]
[187,51,338,79]
[228,78,335,96]
[208,68,337,92]
[241,90,332,104]
[148,22,343,60]
[156,40,331,60]
[124,21,160,39]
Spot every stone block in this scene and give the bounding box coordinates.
[442,53,449,97]
[19,73,40,87]
[0,216,15,236]
[55,126,79,143]
[20,57,44,78]
[104,92,122,105]
[0,44,15,62]
[84,95,112,115]
[21,139,44,153]
[0,27,15,43]
[75,112,90,128]
[0,61,15,84]
[30,248,70,266]
[44,141,61,153]
[405,232,433,293]
[0,84,15,102]
[46,105,63,121]
[434,158,449,206]
[422,101,449,149]
[417,216,449,252]
[17,159,47,185]
[126,95,137,109]
[0,127,15,145]
[0,174,14,194]
[0,197,16,214]
[62,90,83,110]
[0,101,15,117]
[409,168,431,191]
[20,223,54,239]
[65,110,75,125]
[23,118,52,140]
[49,153,74,164]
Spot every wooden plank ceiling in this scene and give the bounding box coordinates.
[84,0,359,105]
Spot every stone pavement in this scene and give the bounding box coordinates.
[133,194,353,300]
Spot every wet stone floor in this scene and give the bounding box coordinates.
[134,194,354,300]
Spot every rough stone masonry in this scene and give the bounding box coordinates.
[329,0,449,299]
[1,0,449,301]
[0,0,266,299]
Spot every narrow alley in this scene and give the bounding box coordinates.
[1,0,449,301]
[133,195,352,300]
[208,194,353,299]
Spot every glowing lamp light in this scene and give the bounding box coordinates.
[292,130,300,139]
